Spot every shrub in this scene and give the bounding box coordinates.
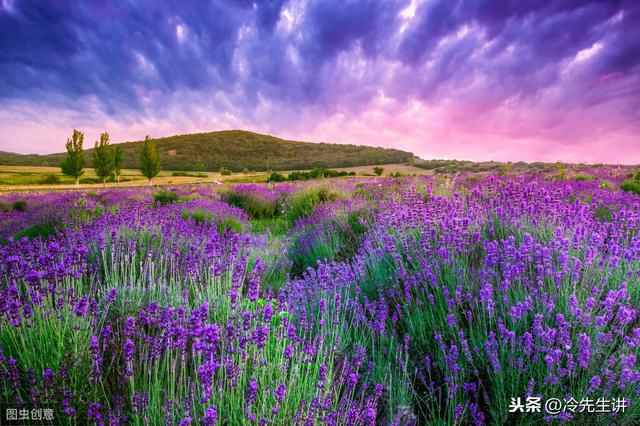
[214,216,245,234]
[599,180,613,189]
[154,190,178,205]
[267,172,287,182]
[14,221,58,239]
[620,181,640,195]
[181,208,245,234]
[285,168,353,182]
[219,167,232,176]
[11,199,27,212]
[178,194,200,202]
[569,174,594,181]
[79,177,101,184]
[39,173,61,184]
[182,208,212,225]
[373,166,384,176]
[285,186,340,224]
[287,171,309,181]
[171,171,207,178]
[221,190,277,219]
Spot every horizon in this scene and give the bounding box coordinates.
[1,1,639,163]
[1,128,639,166]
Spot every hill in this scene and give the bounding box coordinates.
[0,130,415,172]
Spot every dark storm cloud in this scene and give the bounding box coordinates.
[0,0,251,110]
[1,0,637,110]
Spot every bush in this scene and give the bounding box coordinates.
[154,190,178,205]
[373,166,384,176]
[15,221,58,239]
[599,180,613,189]
[171,171,208,178]
[285,186,340,224]
[11,199,27,212]
[222,190,277,219]
[284,168,353,182]
[79,177,101,184]
[219,167,232,176]
[214,216,245,234]
[287,171,309,181]
[267,172,287,182]
[569,174,594,181]
[181,208,245,234]
[39,173,61,184]
[620,181,640,195]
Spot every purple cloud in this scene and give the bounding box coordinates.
[0,0,638,163]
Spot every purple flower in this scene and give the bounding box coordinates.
[73,296,89,317]
[204,406,218,426]
[577,333,591,369]
[87,402,101,421]
[274,384,286,403]
[284,345,294,359]
[123,339,135,362]
[246,378,258,406]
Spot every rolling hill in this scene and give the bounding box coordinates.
[0,130,415,172]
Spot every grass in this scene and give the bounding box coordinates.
[221,189,279,219]
[250,217,289,236]
[3,177,640,424]
[284,185,341,224]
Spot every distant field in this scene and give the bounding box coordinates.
[0,164,430,192]
[0,166,252,191]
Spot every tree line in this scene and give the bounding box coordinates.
[61,129,161,186]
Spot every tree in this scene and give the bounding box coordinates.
[93,132,113,186]
[61,129,85,187]
[112,145,124,184]
[504,162,513,175]
[373,166,384,176]
[555,161,566,180]
[140,135,161,184]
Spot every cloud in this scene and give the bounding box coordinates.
[0,0,638,162]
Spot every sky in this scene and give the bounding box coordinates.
[0,0,638,163]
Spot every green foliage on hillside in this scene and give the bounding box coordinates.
[60,129,85,185]
[140,136,161,182]
[93,132,113,184]
[0,130,415,172]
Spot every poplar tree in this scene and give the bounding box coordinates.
[113,145,124,184]
[61,129,85,187]
[93,132,113,186]
[140,135,161,184]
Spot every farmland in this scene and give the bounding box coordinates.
[1,168,639,425]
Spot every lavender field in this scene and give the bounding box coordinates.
[1,170,639,425]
